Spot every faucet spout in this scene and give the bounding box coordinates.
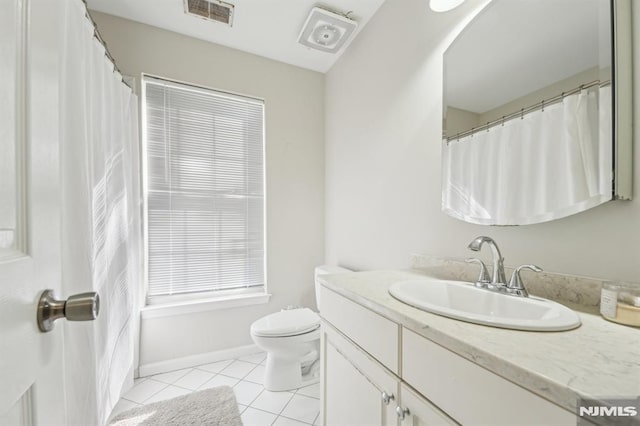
[467,236,507,286]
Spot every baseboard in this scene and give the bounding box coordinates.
[138,344,261,377]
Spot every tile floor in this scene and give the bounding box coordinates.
[110,352,320,426]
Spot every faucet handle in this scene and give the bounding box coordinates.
[465,258,491,287]
[507,265,543,297]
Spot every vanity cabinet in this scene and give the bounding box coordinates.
[322,319,454,426]
[319,285,578,426]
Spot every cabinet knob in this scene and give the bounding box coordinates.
[381,391,395,405]
[396,406,410,421]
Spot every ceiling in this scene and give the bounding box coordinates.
[87,0,387,73]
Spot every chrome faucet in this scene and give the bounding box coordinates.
[466,236,543,298]
[467,236,507,287]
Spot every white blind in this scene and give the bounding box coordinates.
[142,75,265,300]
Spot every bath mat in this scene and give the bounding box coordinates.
[108,386,242,426]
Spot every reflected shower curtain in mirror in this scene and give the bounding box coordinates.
[442,87,612,225]
[59,0,142,424]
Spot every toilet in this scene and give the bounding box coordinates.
[250,265,351,391]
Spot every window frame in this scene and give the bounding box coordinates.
[140,73,267,306]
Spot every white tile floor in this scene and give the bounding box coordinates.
[110,352,320,426]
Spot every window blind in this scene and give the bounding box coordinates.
[142,75,265,301]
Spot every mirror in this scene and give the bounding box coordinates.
[442,0,632,226]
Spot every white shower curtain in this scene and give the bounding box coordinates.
[59,0,141,424]
[442,87,612,225]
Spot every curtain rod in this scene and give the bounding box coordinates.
[445,79,611,143]
[80,0,132,91]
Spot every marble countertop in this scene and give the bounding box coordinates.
[318,269,640,413]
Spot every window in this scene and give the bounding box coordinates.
[141,75,265,303]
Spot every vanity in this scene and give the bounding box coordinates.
[317,269,640,425]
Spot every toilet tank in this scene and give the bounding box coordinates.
[314,265,351,311]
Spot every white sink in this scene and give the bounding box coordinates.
[388,279,581,331]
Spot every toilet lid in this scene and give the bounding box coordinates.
[251,308,320,337]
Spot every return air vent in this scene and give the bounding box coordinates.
[184,0,234,26]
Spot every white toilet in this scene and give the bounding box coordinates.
[250,265,351,391]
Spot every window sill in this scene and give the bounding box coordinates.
[141,292,271,320]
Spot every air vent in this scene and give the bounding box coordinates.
[184,0,234,26]
[298,7,357,53]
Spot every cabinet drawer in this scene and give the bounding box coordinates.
[320,285,400,373]
[402,328,576,426]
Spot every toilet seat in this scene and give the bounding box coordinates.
[251,308,320,337]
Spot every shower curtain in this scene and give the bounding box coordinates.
[442,86,612,225]
[59,0,141,424]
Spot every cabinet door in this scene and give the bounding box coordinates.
[397,383,458,426]
[322,321,398,426]
[325,342,384,425]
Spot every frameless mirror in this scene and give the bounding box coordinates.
[442,0,632,225]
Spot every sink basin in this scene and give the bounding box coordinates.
[388,279,581,331]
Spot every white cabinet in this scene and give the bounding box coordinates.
[320,285,578,426]
[322,322,397,426]
[322,321,458,426]
[320,286,458,426]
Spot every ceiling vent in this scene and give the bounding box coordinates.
[184,0,234,26]
[298,7,357,53]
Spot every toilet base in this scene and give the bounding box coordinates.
[264,352,320,392]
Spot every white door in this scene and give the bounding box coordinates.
[0,0,67,424]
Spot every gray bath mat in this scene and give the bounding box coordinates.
[109,386,242,426]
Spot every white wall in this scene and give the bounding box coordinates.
[326,0,640,282]
[92,12,325,366]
